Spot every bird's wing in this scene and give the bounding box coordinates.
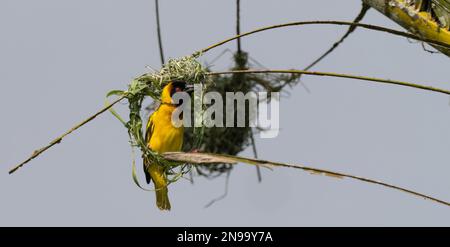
[143,112,156,184]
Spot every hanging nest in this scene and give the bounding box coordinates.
[141,51,300,180]
[182,51,300,179]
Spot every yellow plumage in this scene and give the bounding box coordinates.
[144,82,186,211]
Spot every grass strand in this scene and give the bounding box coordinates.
[163,152,450,208]
[208,69,450,96]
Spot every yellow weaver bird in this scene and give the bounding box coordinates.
[144,81,193,210]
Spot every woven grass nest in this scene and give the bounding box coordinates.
[142,51,300,179]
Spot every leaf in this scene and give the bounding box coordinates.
[161,152,450,207]
[105,90,127,126]
[308,170,344,179]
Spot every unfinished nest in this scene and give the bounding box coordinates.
[135,55,209,100]
[109,55,210,184]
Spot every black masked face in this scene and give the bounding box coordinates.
[169,81,194,106]
[170,81,187,96]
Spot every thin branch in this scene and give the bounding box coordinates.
[8,95,127,174]
[194,21,450,56]
[236,0,242,54]
[162,152,450,207]
[205,48,233,66]
[235,0,260,181]
[208,69,450,96]
[250,130,262,182]
[155,0,165,65]
[204,169,231,208]
[303,4,371,71]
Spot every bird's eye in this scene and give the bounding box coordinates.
[170,81,187,96]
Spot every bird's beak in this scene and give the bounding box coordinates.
[185,84,194,94]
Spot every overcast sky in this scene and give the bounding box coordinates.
[1,0,450,226]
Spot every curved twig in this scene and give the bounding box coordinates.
[8,95,127,174]
[194,21,450,56]
[303,4,371,71]
[208,69,450,96]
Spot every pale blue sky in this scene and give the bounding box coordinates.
[1,0,449,226]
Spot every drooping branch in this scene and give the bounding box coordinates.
[208,69,450,96]
[235,0,262,182]
[8,95,127,174]
[194,21,450,56]
[162,152,450,208]
[303,4,371,72]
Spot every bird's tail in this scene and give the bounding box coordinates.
[155,184,171,211]
[148,163,171,211]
